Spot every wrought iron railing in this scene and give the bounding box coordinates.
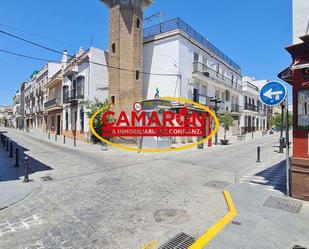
[231,104,241,113]
[44,98,60,109]
[144,18,241,72]
[63,88,84,103]
[244,103,258,112]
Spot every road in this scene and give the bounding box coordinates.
[0,128,308,249]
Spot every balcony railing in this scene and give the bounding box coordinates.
[231,104,241,113]
[143,18,241,72]
[44,98,61,109]
[63,88,84,103]
[244,103,258,112]
[193,62,242,92]
[194,94,212,106]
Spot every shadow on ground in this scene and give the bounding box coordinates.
[250,160,287,194]
[0,135,53,182]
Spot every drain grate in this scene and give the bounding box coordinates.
[263,196,303,213]
[292,246,307,249]
[159,233,195,249]
[204,180,230,189]
[41,176,53,181]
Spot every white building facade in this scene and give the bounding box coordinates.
[62,47,109,141]
[143,18,243,137]
[293,0,309,44]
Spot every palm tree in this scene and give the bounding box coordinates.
[219,113,234,142]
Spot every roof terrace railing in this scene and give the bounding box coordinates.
[143,18,241,72]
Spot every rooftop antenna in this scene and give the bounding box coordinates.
[143,11,164,26]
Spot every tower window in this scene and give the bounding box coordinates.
[137,18,141,29]
[136,70,140,80]
[111,96,115,105]
[112,43,116,53]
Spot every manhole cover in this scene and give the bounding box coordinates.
[263,196,303,213]
[159,232,195,249]
[204,180,230,189]
[41,176,53,181]
[154,209,190,225]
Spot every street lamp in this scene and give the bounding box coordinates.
[210,97,222,145]
[279,100,285,153]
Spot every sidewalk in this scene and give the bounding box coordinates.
[0,142,38,210]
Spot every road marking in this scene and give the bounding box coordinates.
[141,241,157,249]
[188,190,237,249]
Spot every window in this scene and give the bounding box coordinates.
[77,76,85,98]
[136,70,140,80]
[194,52,199,62]
[51,115,55,127]
[193,89,199,102]
[216,63,220,74]
[136,18,141,29]
[112,43,116,53]
[111,96,115,105]
[65,111,68,130]
[297,90,309,130]
[80,109,84,132]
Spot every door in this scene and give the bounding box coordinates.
[56,115,61,135]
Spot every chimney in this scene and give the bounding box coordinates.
[61,50,68,64]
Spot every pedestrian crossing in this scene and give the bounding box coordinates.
[239,160,287,193]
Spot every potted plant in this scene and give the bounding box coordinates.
[219,113,234,145]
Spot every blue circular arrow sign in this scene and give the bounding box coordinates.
[259,81,287,106]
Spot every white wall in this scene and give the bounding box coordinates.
[143,35,180,99]
[293,0,309,44]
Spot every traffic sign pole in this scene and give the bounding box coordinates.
[285,95,290,196]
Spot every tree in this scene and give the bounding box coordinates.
[270,113,293,130]
[219,113,234,141]
[86,98,114,143]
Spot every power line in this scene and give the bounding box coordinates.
[0,23,76,47]
[0,29,180,77]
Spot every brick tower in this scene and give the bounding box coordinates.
[101,0,153,115]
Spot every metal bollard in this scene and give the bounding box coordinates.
[3,136,6,147]
[6,138,9,151]
[48,132,50,140]
[279,137,284,153]
[23,157,30,183]
[9,141,13,157]
[256,146,261,163]
[197,136,203,149]
[101,141,108,151]
[74,136,76,147]
[252,131,254,139]
[15,148,19,167]
[63,135,66,144]
[55,134,57,142]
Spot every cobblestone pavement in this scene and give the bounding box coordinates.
[0,128,308,249]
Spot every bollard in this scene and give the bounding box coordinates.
[23,157,30,183]
[252,131,254,139]
[48,132,50,140]
[256,146,261,163]
[3,136,6,147]
[9,141,13,157]
[101,141,108,151]
[15,148,19,167]
[197,136,203,149]
[6,138,9,151]
[279,137,284,153]
[74,136,76,147]
[55,134,57,142]
[63,135,66,144]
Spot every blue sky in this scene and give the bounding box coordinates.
[0,0,292,106]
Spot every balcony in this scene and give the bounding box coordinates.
[244,103,258,112]
[192,62,242,92]
[63,88,84,103]
[143,18,241,72]
[231,104,241,113]
[44,98,61,109]
[194,94,212,106]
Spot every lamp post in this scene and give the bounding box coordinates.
[210,97,221,145]
[279,100,285,153]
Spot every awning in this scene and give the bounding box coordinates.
[292,59,309,70]
[278,66,292,84]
